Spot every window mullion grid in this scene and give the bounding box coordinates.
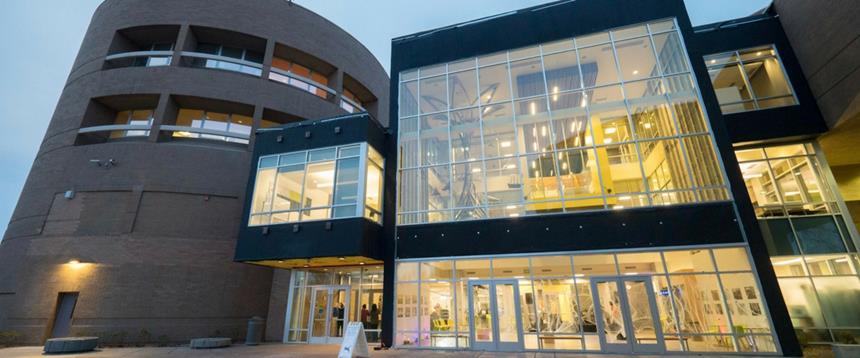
[734,50,760,110]
[658,252,684,346]
[474,58,490,220]
[610,32,653,205]
[356,144,368,218]
[524,257,540,349]
[708,249,742,352]
[769,46,800,105]
[576,46,609,210]
[537,43,566,211]
[568,255,586,348]
[444,64,454,219]
[505,50,526,212]
[668,90,705,202]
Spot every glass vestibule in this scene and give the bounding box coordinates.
[395,246,778,353]
[286,266,384,344]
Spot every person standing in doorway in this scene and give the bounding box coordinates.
[336,303,345,336]
[360,304,369,328]
[369,304,380,341]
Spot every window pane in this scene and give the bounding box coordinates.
[578,43,619,87]
[670,95,708,134]
[397,262,419,281]
[668,274,732,335]
[777,278,828,329]
[400,81,419,117]
[616,252,663,274]
[641,139,692,191]
[510,57,545,98]
[744,58,793,100]
[273,164,305,212]
[740,160,782,213]
[396,282,419,333]
[794,216,847,254]
[455,259,491,280]
[450,108,482,162]
[543,50,582,92]
[420,281,454,347]
[479,63,511,104]
[303,161,336,209]
[365,162,383,217]
[531,256,572,277]
[398,169,421,213]
[812,277,860,327]
[482,112,516,159]
[425,165,451,210]
[309,148,336,162]
[629,101,676,140]
[709,64,751,105]
[251,168,276,214]
[558,148,603,201]
[759,219,800,256]
[419,75,447,113]
[451,162,485,209]
[597,143,645,195]
[683,135,724,188]
[615,37,659,81]
[515,98,552,154]
[720,273,772,336]
[713,247,752,271]
[449,69,478,109]
[550,96,591,150]
[484,158,522,206]
[491,257,529,278]
[533,279,580,334]
[333,157,360,205]
[420,113,449,165]
[575,32,610,47]
[573,254,617,276]
[521,153,562,205]
[421,260,453,281]
[664,250,715,273]
[652,32,689,75]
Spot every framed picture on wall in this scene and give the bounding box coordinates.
[732,288,743,300]
[750,302,762,316]
[745,286,757,299]
[711,290,720,301]
[737,302,749,316]
[715,303,724,315]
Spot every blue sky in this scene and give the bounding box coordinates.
[0,0,771,237]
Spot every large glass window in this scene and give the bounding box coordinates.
[171,109,251,144]
[395,245,777,352]
[192,43,263,76]
[705,45,797,114]
[248,143,384,226]
[109,109,154,138]
[396,18,730,225]
[270,57,332,99]
[736,143,860,343]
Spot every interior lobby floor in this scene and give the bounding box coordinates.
[0,343,784,358]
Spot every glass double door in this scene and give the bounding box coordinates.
[309,286,350,344]
[468,280,524,351]
[591,276,665,354]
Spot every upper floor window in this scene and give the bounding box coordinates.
[172,109,251,144]
[191,43,263,76]
[110,109,154,138]
[341,89,365,113]
[270,58,332,99]
[248,143,384,226]
[129,43,173,67]
[735,143,856,256]
[705,45,797,114]
[396,19,733,225]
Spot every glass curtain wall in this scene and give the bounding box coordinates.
[394,246,777,353]
[736,143,860,344]
[705,45,798,114]
[286,266,385,343]
[172,109,252,144]
[396,18,730,225]
[248,143,384,226]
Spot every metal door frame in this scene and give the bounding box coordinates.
[307,285,350,344]
[467,279,524,352]
[591,276,665,354]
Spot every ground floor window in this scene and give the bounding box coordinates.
[394,245,778,353]
[285,266,383,344]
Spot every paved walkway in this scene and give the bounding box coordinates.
[0,343,777,357]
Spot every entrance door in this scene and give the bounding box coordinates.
[308,286,350,344]
[468,280,523,351]
[591,277,664,354]
[50,292,79,338]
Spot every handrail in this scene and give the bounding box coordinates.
[180,51,263,70]
[160,125,250,140]
[268,67,337,96]
[105,50,174,61]
[78,124,151,134]
[340,96,366,111]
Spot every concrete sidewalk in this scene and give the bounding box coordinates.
[0,344,776,358]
